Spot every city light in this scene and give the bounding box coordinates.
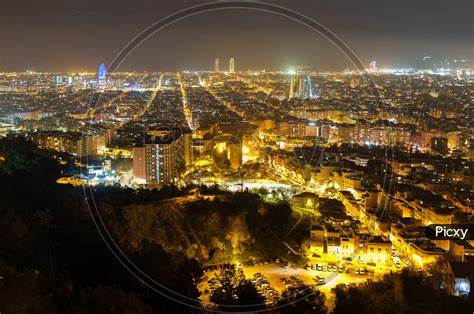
[1,2,472,311]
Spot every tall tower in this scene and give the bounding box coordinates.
[369,60,377,72]
[98,63,107,87]
[214,58,220,72]
[229,58,235,73]
[132,132,185,185]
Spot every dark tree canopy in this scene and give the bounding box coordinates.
[277,284,327,314]
[210,264,265,312]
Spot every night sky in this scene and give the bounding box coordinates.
[1,0,472,72]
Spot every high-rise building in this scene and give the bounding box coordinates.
[183,130,193,166]
[132,132,184,185]
[229,58,235,73]
[55,75,63,86]
[369,60,377,72]
[214,58,220,72]
[98,63,107,87]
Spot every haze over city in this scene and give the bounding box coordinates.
[0,1,472,313]
[1,0,473,72]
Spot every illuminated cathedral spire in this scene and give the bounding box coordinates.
[289,65,316,99]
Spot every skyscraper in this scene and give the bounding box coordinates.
[369,60,377,72]
[214,58,220,72]
[98,63,107,87]
[229,58,235,73]
[132,132,184,185]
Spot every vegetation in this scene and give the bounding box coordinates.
[332,269,472,314]
[277,283,327,314]
[1,138,472,313]
[209,264,265,312]
[0,138,200,313]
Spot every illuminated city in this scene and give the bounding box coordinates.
[0,1,472,313]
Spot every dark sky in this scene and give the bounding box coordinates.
[1,0,472,72]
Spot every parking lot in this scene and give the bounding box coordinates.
[241,262,373,294]
[199,259,380,304]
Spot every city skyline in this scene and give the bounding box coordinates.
[0,1,472,313]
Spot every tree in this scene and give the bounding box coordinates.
[210,264,265,312]
[332,284,370,314]
[277,284,327,314]
[333,269,471,314]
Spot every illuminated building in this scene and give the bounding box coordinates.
[288,65,316,99]
[331,170,363,190]
[390,221,445,266]
[214,58,220,72]
[292,192,318,210]
[54,75,63,86]
[279,120,306,138]
[308,224,325,258]
[369,60,377,72]
[27,130,98,157]
[430,137,448,154]
[447,261,472,298]
[132,146,146,182]
[289,65,316,99]
[183,131,193,166]
[289,75,315,99]
[305,122,318,137]
[132,132,184,185]
[359,236,392,264]
[228,141,242,169]
[98,63,107,88]
[229,57,235,73]
[255,119,275,132]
